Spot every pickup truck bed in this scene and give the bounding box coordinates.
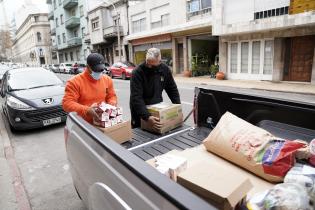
[65,87,315,210]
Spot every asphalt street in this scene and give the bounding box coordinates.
[1,72,315,210]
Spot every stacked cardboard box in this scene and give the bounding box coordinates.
[93,102,132,144]
[141,103,183,134]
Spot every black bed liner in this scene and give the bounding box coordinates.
[126,120,315,161]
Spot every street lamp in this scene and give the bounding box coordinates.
[103,0,121,61]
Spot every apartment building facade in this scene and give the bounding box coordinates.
[127,0,216,74]
[213,0,315,83]
[87,0,129,65]
[47,0,89,64]
[11,13,53,66]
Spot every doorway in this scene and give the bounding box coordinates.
[284,35,315,82]
[40,57,45,65]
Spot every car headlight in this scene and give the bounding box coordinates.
[7,96,35,110]
[126,69,133,73]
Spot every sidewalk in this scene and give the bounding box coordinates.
[174,76,315,95]
[0,113,18,210]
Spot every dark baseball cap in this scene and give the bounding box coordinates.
[87,53,106,72]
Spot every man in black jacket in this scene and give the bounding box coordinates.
[130,48,181,129]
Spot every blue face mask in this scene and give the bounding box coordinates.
[90,71,102,80]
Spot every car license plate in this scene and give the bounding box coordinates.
[43,117,61,126]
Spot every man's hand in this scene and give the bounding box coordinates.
[147,116,163,131]
[87,103,100,120]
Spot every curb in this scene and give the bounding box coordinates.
[174,77,315,96]
[0,113,32,210]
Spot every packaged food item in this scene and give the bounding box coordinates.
[263,183,310,210]
[203,112,307,182]
[93,102,124,128]
[284,163,315,201]
[153,154,187,181]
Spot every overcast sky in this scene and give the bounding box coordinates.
[0,0,48,29]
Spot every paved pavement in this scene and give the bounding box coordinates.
[174,75,315,95]
[1,73,314,210]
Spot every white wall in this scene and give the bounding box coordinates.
[254,0,289,12]
[223,0,254,24]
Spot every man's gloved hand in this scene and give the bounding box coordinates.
[87,103,100,120]
[147,116,163,131]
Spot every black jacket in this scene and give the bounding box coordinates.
[130,62,181,128]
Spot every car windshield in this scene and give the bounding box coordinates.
[8,69,63,91]
[65,64,72,67]
[79,64,86,67]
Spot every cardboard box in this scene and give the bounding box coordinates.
[97,120,132,144]
[147,146,274,209]
[141,103,183,134]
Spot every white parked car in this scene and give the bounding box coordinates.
[59,63,72,74]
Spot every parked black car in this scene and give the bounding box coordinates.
[0,68,67,130]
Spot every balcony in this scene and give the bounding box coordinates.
[103,26,123,38]
[67,37,82,47]
[63,0,78,9]
[48,11,54,20]
[51,28,56,35]
[52,45,58,51]
[65,17,80,29]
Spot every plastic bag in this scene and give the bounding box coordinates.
[264,183,310,210]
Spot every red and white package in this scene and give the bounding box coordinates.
[117,107,123,115]
[111,118,118,126]
[116,115,123,123]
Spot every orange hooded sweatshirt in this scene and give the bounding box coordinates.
[62,69,117,124]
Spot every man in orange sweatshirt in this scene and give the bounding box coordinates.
[62,53,117,124]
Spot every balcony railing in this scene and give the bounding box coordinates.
[51,28,56,35]
[67,37,82,47]
[187,7,211,20]
[48,11,54,20]
[63,0,78,9]
[65,17,80,29]
[103,26,123,38]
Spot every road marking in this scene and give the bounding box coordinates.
[182,101,193,106]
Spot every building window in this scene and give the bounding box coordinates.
[62,33,66,43]
[70,52,74,61]
[76,50,80,60]
[60,15,64,25]
[55,18,59,27]
[73,29,78,37]
[186,0,211,19]
[80,5,84,17]
[252,41,261,74]
[57,35,61,44]
[230,43,238,73]
[59,0,61,5]
[34,16,39,22]
[71,9,76,16]
[241,42,249,73]
[81,27,85,37]
[151,13,170,29]
[263,40,273,75]
[254,6,289,20]
[132,18,146,33]
[37,32,42,42]
[92,19,99,31]
[53,0,56,9]
[65,53,68,61]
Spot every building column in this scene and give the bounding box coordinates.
[183,36,188,71]
[272,38,285,82]
[128,43,133,63]
[312,48,315,84]
[172,38,177,74]
[219,37,227,74]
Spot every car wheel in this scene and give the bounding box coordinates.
[122,73,126,80]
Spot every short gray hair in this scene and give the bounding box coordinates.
[146,48,161,61]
